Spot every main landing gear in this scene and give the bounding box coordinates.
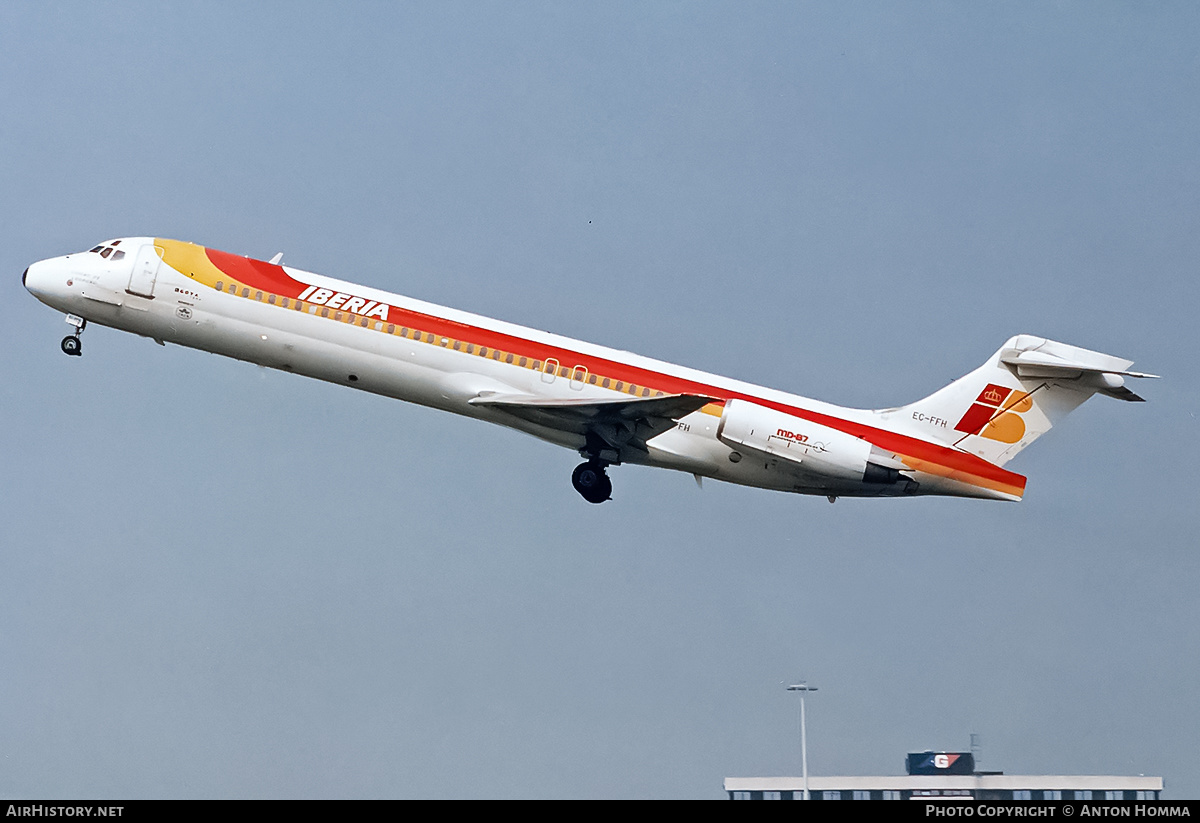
[572,460,613,504]
[60,315,86,357]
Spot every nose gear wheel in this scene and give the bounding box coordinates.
[60,317,86,357]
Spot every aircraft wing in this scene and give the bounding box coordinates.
[468,392,717,455]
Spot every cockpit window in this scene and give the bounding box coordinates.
[89,240,126,259]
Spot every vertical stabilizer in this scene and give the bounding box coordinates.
[896,336,1155,467]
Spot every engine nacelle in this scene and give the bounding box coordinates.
[717,399,906,486]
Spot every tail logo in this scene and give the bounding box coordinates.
[954,383,1034,444]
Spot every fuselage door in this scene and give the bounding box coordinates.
[127,244,162,298]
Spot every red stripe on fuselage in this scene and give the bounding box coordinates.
[206,247,310,296]
[204,250,1026,494]
[358,302,1026,494]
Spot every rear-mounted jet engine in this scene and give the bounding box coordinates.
[716,399,918,493]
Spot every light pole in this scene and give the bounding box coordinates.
[787,682,817,800]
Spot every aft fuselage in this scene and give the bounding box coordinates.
[23,237,1025,501]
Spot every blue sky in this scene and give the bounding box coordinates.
[2,2,1197,798]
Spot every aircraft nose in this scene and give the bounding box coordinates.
[22,258,58,301]
[23,260,42,296]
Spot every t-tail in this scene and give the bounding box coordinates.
[897,335,1157,468]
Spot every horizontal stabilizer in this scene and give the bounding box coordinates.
[998,337,1158,402]
[999,348,1159,379]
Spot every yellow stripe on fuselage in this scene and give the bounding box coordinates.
[155,238,229,289]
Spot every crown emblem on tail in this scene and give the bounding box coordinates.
[954,383,1031,444]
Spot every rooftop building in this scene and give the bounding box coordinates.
[725,751,1164,800]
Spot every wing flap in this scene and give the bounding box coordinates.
[469,392,718,446]
[469,391,715,417]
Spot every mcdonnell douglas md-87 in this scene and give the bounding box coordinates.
[23,238,1155,504]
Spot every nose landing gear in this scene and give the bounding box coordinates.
[572,460,613,504]
[60,315,86,356]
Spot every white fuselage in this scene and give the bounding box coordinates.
[23,237,1031,502]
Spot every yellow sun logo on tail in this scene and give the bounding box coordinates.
[953,384,1034,444]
